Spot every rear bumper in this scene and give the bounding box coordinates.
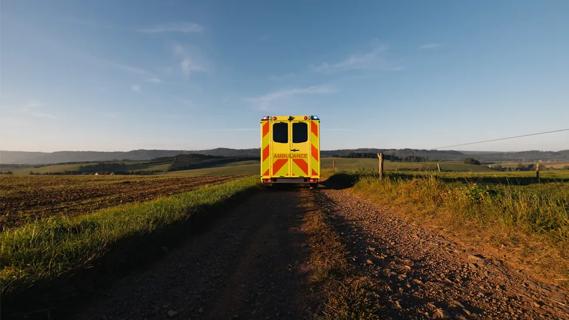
[261,177,319,184]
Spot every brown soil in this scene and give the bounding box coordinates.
[0,175,236,230]
[30,187,569,319]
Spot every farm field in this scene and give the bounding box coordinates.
[322,157,496,172]
[2,158,569,319]
[3,154,255,175]
[0,174,239,230]
[165,160,259,176]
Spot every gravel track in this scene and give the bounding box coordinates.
[65,187,568,319]
[70,188,313,320]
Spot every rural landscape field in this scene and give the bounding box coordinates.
[3,1,569,319]
[1,152,568,319]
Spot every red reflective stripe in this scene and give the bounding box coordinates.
[273,159,288,173]
[312,169,318,176]
[311,144,318,161]
[311,121,318,137]
[263,169,270,176]
[262,121,270,137]
[293,159,308,175]
[262,145,270,161]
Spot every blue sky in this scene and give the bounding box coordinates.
[1,0,568,152]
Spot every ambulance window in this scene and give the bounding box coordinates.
[292,123,308,143]
[273,123,288,143]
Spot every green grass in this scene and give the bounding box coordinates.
[344,170,569,285]
[0,176,257,293]
[166,160,259,176]
[321,157,495,172]
[11,163,93,175]
[353,173,569,242]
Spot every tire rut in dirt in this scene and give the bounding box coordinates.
[71,188,313,320]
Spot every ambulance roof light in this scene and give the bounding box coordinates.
[310,115,320,120]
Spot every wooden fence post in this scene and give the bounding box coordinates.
[536,161,541,182]
[377,153,384,180]
[332,159,336,173]
[437,163,441,173]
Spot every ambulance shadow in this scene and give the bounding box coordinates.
[321,173,359,190]
[263,184,307,191]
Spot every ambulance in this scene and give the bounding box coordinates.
[260,115,320,186]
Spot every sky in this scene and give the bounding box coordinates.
[1,0,568,152]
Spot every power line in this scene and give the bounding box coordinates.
[433,128,569,150]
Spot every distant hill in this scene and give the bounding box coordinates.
[0,148,258,165]
[322,149,569,162]
[1,148,568,165]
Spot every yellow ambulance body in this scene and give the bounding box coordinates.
[260,115,320,186]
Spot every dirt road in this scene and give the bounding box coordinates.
[70,187,569,319]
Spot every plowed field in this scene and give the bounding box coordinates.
[0,175,238,230]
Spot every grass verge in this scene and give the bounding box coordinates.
[0,177,257,299]
[349,172,569,287]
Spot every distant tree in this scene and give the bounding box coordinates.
[515,163,535,171]
[464,158,481,165]
[402,155,426,162]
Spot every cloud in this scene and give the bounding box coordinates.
[145,77,162,83]
[268,73,297,81]
[312,45,401,73]
[139,22,203,34]
[15,100,57,119]
[202,128,258,132]
[180,58,205,75]
[419,43,442,50]
[131,84,141,92]
[173,45,207,76]
[248,85,335,110]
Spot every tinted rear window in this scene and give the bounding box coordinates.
[292,123,308,143]
[273,123,288,143]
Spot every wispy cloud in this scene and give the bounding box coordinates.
[312,45,401,73]
[91,56,154,77]
[139,22,203,34]
[145,77,162,83]
[268,72,297,81]
[16,100,57,120]
[419,43,442,50]
[130,84,141,92]
[173,45,207,76]
[248,85,334,110]
[202,128,258,132]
